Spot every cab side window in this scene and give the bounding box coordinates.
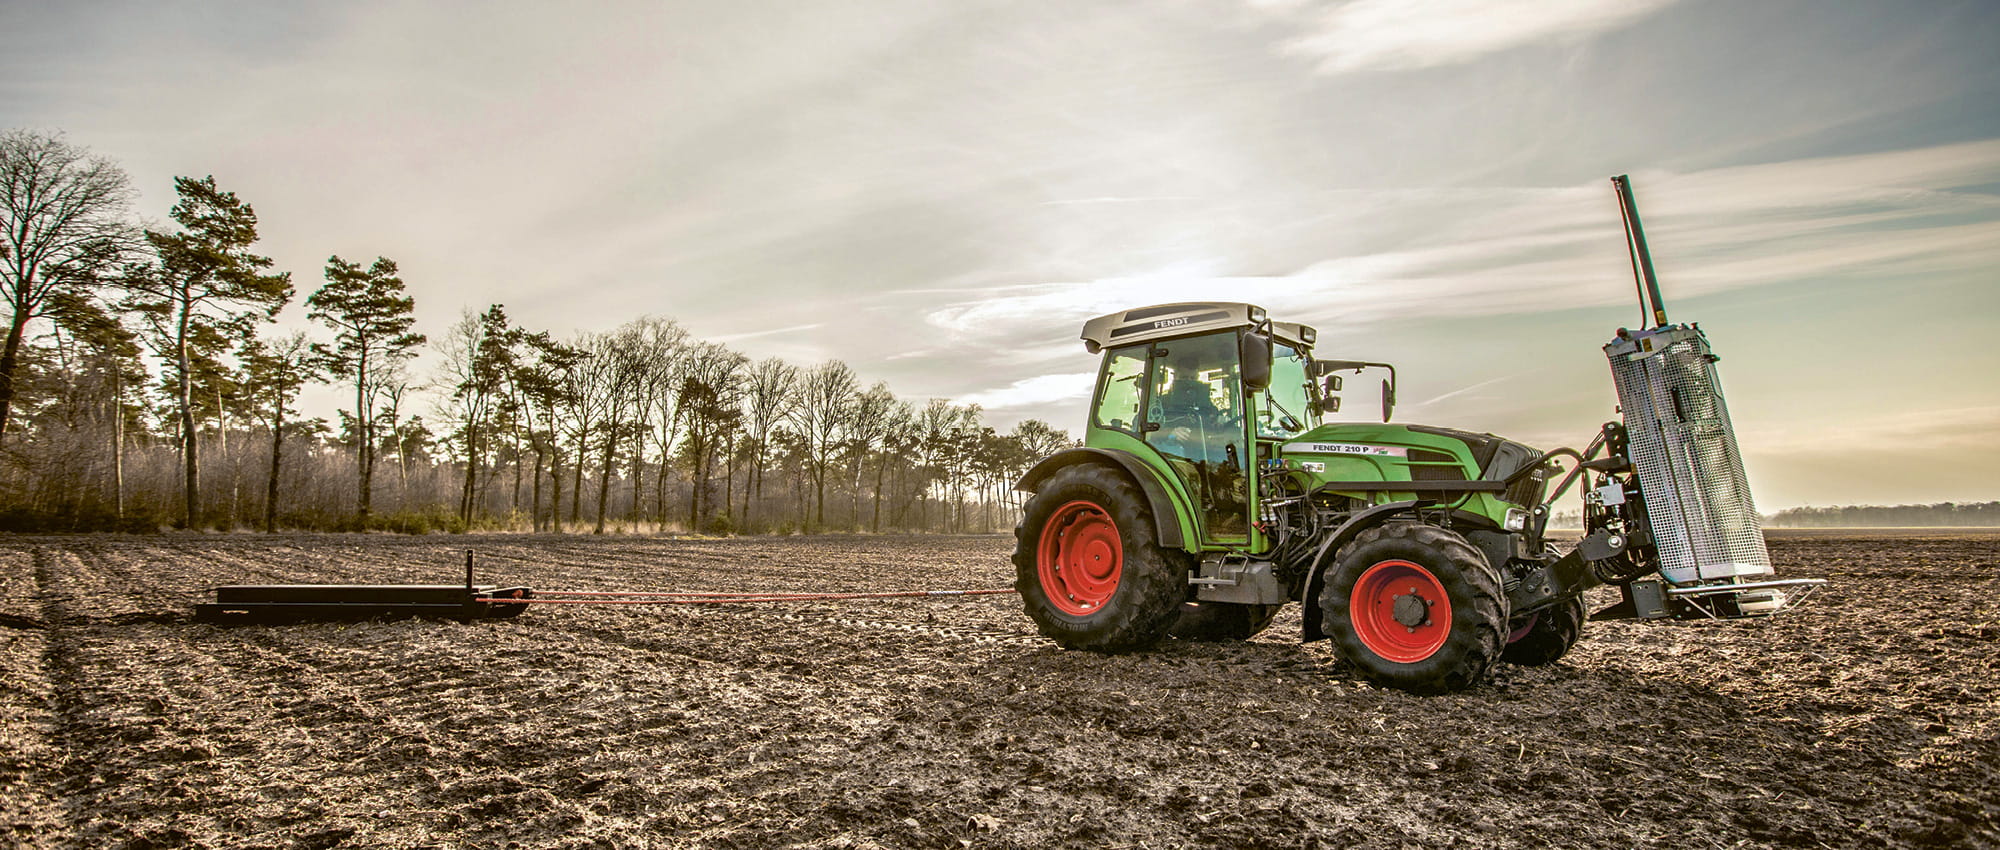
[1093,346,1146,433]
[1254,342,1315,438]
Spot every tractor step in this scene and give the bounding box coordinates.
[194,584,534,623]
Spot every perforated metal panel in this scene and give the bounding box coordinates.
[1605,326,1771,584]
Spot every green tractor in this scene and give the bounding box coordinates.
[1012,179,1824,694]
[1011,302,1572,693]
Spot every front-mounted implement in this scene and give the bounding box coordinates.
[1584,175,1825,619]
[1010,176,1823,694]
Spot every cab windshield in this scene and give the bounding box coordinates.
[1254,342,1316,439]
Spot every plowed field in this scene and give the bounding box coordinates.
[1,530,1995,849]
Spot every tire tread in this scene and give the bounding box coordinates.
[1320,522,1507,694]
[1012,463,1183,652]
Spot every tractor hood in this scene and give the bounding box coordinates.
[1278,423,1547,509]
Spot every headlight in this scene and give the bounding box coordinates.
[1503,508,1530,532]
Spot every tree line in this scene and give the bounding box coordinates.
[0,129,1075,534]
[1765,502,2000,528]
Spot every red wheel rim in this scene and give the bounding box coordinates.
[1350,559,1454,663]
[1036,501,1122,616]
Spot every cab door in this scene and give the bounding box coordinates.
[1142,333,1250,543]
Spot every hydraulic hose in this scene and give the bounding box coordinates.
[1541,430,1610,508]
[1532,448,1586,499]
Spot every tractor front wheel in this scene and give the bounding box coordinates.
[1170,602,1281,642]
[1502,594,1586,665]
[1321,523,1507,694]
[1014,464,1184,652]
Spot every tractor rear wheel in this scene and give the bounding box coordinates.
[1320,523,1507,694]
[1170,602,1281,642]
[1013,464,1184,652]
[1502,594,1586,665]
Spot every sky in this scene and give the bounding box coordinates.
[3,0,1997,510]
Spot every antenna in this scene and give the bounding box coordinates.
[1611,175,1669,328]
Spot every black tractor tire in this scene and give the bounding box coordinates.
[1320,522,1508,694]
[1013,463,1185,652]
[1502,594,1586,666]
[1170,602,1281,642]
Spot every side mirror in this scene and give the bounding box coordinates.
[1239,332,1271,391]
[1309,359,1398,421]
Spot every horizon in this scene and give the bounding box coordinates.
[4,0,1997,511]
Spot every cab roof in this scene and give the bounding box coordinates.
[1080,302,1317,352]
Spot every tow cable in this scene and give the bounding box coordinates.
[476,588,1017,606]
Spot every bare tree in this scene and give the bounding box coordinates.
[513,331,583,531]
[577,330,646,534]
[1012,418,1074,458]
[868,397,914,531]
[559,332,609,527]
[678,341,746,531]
[240,332,316,532]
[793,360,857,531]
[434,306,515,525]
[880,403,921,529]
[370,361,420,511]
[0,130,138,441]
[846,381,896,531]
[913,398,981,531]
[610,318,685,526]
[739,356,798,529]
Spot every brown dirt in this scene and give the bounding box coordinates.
[0,529,1994,849]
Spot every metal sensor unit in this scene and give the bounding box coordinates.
[1605,324,1771,585]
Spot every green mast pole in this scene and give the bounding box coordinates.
[1612,174,1670,328]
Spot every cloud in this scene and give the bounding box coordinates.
[1038,196,1201,206]
[1254,0,1683,74]
[1411,373,1515,409]
[899,137,2000,447]
[956,372,1100,410]
[709,323,825,344]
[917,139,2000,359]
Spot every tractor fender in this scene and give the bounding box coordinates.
[1298,500,1428,642]
[1015,448,1190,550]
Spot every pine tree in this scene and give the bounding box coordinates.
[307,255,423,520]
[124,176,291,528]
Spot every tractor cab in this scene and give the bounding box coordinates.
[1065,302,1542,558]
[1076,303,1323,548]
